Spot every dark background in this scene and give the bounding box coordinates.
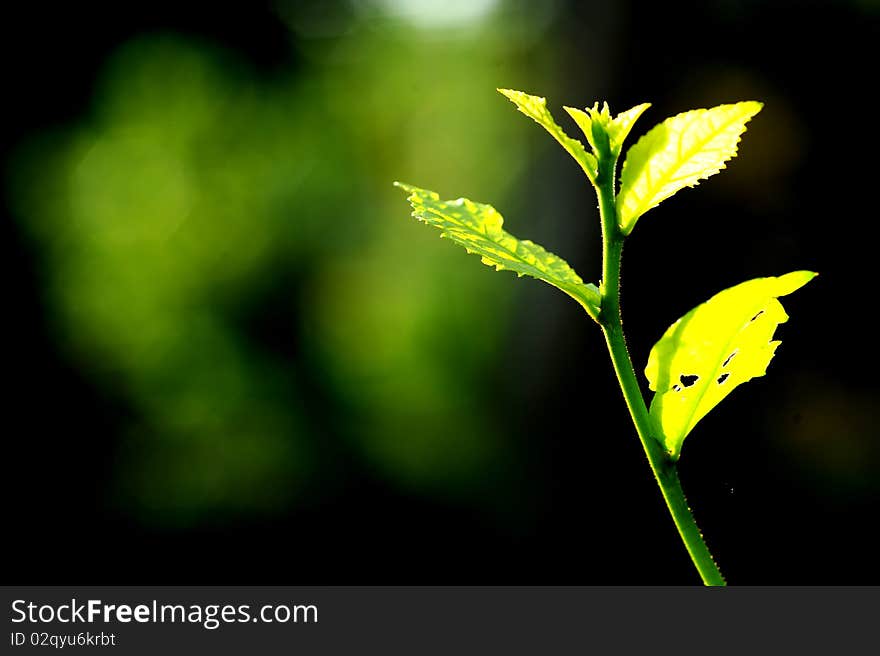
[4,0,878,584]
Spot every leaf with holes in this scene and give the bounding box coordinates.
[645,271,816,459]
[498,88,598,184]
[617,101,763,235]
[395,182,601,319]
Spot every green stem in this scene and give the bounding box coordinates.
[594,154,725,586]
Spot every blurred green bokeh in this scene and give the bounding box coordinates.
[11,1,581,522]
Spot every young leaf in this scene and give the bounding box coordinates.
[564,102,651,158]
[617,101,763,235]
[645,271,816,459]
[607,103,652,155]
[497,88,598,184]
[395,182,601,320]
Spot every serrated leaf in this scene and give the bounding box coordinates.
[645,271,816,458]
[497,88,598,184]
[617,101,763,234]
[395,182,601,319]
[564,102,651,157]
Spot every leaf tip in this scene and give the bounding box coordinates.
[738,100,764,121]
[776,270,819,295]
[393,180,416,194]
[497,87,524,100]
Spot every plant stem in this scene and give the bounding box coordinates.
[594,156,726,586]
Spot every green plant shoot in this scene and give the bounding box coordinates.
[395,88,815,585]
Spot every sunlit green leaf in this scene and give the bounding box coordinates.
[497,88,598,184]
[395,182,601,319]
[617,101,763,234]
[645,271,816,458]
[564,102,651,157]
